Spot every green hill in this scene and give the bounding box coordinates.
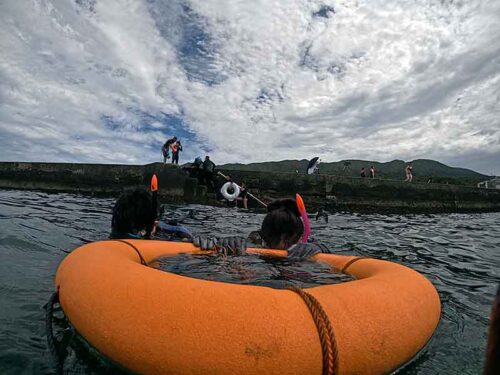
[219,159,489,186]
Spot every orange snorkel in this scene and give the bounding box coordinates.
[151,174,158,192]
[151,174,158,224]
[295,193,310,243]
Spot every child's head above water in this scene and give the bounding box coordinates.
[260,198,304,249]
[111,189,156,239]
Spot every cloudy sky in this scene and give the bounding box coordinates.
[1,0,499,174]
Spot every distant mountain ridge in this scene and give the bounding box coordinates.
[220,159,488,180]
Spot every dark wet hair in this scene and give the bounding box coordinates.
[260,198,304,249]
[111,189,155,238]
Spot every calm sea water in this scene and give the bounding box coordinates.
[155,253,354,289]
[0,189,499,374]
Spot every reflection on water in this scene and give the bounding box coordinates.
[155,253,353,289]
[0,190,499,374]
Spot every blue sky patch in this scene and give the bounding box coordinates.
[313,5,335,19]
[177,5,226,86]
[147,1,226,86]
[101,110,197,143]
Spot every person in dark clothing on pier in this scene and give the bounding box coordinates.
[162,136,177,164]
[236,182,248,209]
[202,156,216,191]
[193,156,203,169]
[183,156,205,186]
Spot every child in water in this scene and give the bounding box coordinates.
[260,198,303,249]
[110,189,328,258]
[110,189,156,239]
[110,189,193,241]
[193,197,331,258]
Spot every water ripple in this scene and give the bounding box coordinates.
[0,190,499,374]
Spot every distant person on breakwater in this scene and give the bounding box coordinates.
[405,163,413,182]
[370,165,376,178]
[184,156,204,182]
[162,136,177,164]
[193,156,203,169]
[236,182,248,209]
[360,167,366,178]
[171,140,183,165]
[202,156,218,194]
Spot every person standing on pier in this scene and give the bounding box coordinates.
[202,156,217,192]
[405,163,413,182]
[236,182,248,209]
[162,136,177,164]
[171,140,182,165]
[370,165,376,178]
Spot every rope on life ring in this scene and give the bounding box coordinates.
[220,182,240,201]
[289,287,339,375]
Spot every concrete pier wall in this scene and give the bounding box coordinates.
[0,161,199,198]
[220,169,500,213]
[1,162,499,213]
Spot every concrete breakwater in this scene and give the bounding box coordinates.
[1,161,499,213]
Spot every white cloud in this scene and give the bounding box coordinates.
[0,0,499,174]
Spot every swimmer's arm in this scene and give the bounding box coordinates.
[192,236,247,255]
[287,243,333,259]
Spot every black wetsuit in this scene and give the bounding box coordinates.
[163,138,176,161]
[239,187,248,199]
[202,159,216,191]
[189,159,204,182]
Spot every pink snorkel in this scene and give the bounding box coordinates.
[295,193,310,243]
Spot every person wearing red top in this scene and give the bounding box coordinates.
[162,136,177,164]
[171,140,183,165]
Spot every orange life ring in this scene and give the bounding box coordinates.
[55,240,440,374]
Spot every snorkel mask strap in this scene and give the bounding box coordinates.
[295,193,310,243]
